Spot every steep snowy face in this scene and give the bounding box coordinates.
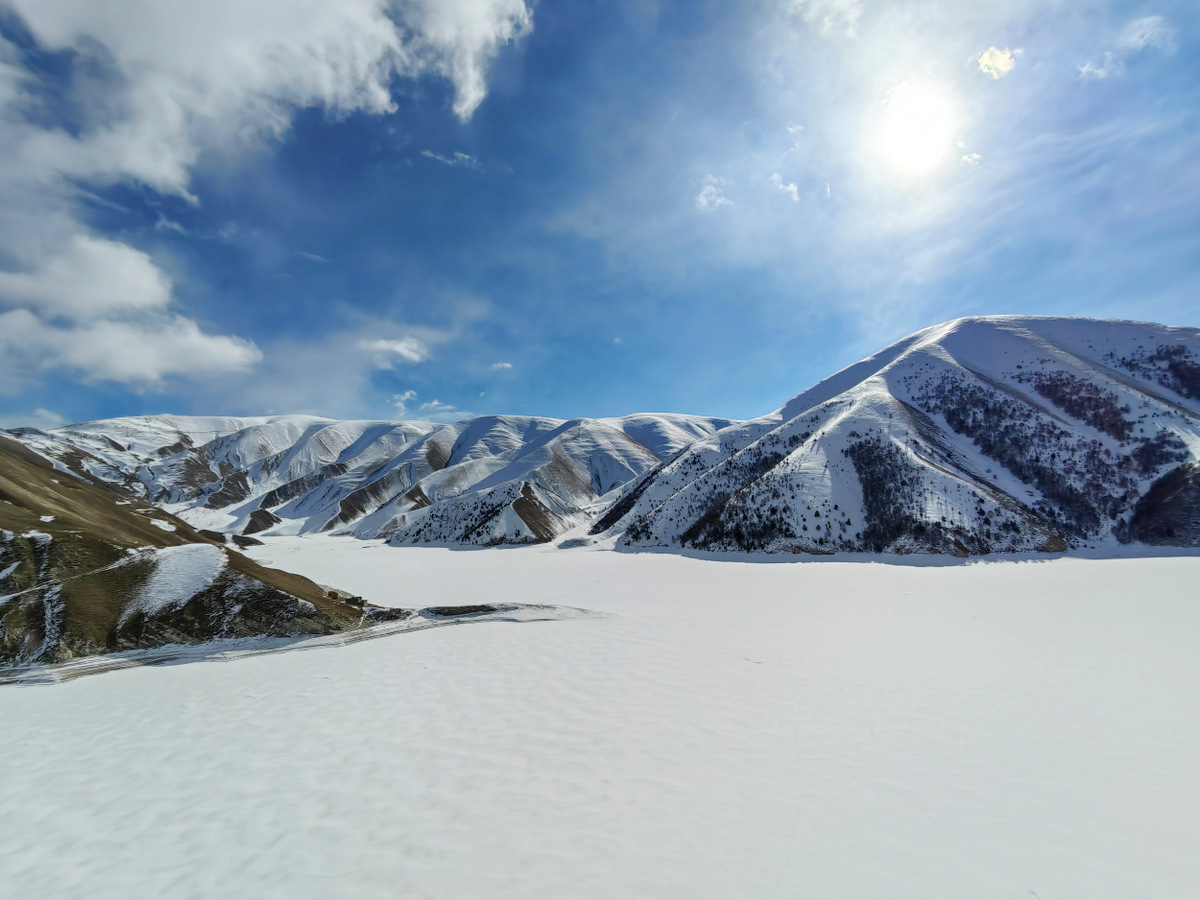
[14,413,737,547]
[594,317,1200,555]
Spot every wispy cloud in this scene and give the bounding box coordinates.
[1080,15,1176,80]
[296,251,329,263]
[695,175,732,211]
[393,393,472,423]
[771,173,800,202]
[421,150,483,169]
[788,0,862,37]
[361,337,431,366]
[490,361,513,369]
[391,390,418,415]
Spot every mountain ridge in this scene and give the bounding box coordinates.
[13,411,738,547]
[8,315,1200,556]
[589,315,1200,554]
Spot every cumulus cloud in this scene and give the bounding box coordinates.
[695,175,732,211]
[0,0,532,392]
[789,0,862,37]
[771,173,800,202]
[0,233,260,390]
[1080,15,1175,80]
[0,308,260,393]
[978,46,1017,79]
[361,337,431,366]
[0,236,171,320]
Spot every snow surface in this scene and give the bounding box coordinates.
[1,536,1197,898]
[120,544,227,622]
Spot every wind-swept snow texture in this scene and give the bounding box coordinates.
[1,537,1197,898]
[593,316,1200,554]
[14,413,736,547]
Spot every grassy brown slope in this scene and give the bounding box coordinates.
[1,435,360,665]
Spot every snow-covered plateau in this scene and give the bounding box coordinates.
[1,536,1196,898]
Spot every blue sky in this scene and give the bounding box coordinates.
[0,0,1197,428]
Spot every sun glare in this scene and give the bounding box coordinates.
[877,81,957,177]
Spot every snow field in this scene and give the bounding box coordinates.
[1,538,1197,898]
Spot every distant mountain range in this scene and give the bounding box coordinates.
[13,413,736,546]
[8,316,1200,561]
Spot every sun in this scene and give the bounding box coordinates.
[877,81,957,177]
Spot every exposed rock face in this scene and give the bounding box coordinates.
[592,317,1200,555]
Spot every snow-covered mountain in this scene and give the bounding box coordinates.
[13,413,737,547]
[591,317,1200,554]
[10,316,1200,556]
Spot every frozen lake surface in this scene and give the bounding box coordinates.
[2,537,1198,898]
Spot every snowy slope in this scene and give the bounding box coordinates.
[4,539,1198,898]
[14,412,737,547]
[593,316,1200,554]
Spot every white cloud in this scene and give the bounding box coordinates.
[0,0,532,392]
[695,175,732,211]
[0,308,260,392]
[361,337,431,366]
[415,399,469,422]
[391,391,471,422]
[421,150,482,169]
[1118,15,1176,53]
[771,173,800,202]
[0,234,260,390]
[1079,52,1120,81]
[978,46,1017,79]
[405,0,533,120]
[1080,15,1175,80]
[0,235,171,320]
[960,153,982,165]
[490,361,513,369]
[789,0,862,37]
[392,390,418,415]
